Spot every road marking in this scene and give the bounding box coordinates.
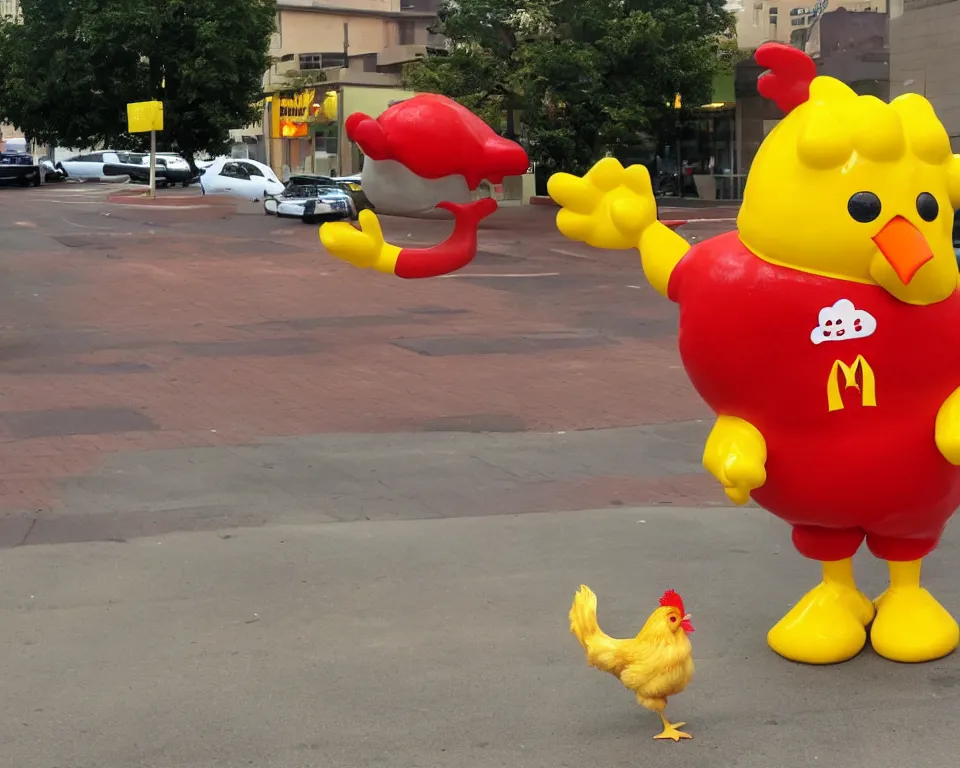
[549,248,592,259]
[46,200,111,205]
[109,203,210,210]
[442,272,561,278]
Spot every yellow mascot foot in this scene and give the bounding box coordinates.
[870,587,959,663]
[767,580,875,665]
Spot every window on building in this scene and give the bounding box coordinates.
[769,7,778,24]
[791,16,807,25]
[399,19,416,45]
[315,131,338,157]
[299,52,347,70]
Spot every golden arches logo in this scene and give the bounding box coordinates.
[827,355,876,412]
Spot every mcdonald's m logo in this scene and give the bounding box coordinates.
[827,355,877,412]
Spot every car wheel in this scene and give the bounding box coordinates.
[302,215,317,225]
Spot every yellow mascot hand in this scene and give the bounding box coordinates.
[319,210,401,274]
[547,157,658,250]
[702,415,768,505]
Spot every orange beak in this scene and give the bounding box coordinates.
[872,216,934,285]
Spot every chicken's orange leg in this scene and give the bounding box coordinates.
[767,556,875,665]
[641,696,691,742]
[654,713,691,742]
[870,559,959,663]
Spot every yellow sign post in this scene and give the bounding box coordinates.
[126,100,164,199]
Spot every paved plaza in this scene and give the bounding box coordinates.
[0,182,955,767]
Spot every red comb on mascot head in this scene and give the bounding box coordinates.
[319,94,529,279]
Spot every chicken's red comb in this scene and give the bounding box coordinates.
[755,42,817,115]
[659,589,685,614]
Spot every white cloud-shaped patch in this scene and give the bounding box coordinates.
[810,299,877,345]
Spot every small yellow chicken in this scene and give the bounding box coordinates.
[569,586,695,742]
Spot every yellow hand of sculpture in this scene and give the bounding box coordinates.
[935,386,960,465]
[702,415,768,505]
[319,209,400,274]
[547,157,658,250]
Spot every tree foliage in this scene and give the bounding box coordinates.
[0,0,276,159]
[718,34,754,74]
[402,0,734,174]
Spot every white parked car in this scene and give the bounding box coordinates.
[333,174,361,188]
[57,150,165,184]
[263,174,357,224]
[198,157,284,200]
[154,153,197,186]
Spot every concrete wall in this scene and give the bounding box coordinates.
[815,6,887,55]
[889,0,960,147]
[274,10,393,57]
[734,0,882,50]
[338,86,417,174]
[278,0,398,11]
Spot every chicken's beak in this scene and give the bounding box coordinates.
[681,614,694,633]
[872,216,934,285]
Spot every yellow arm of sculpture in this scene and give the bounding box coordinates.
[548,158,690,299]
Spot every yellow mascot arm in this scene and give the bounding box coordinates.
[320,210,400,274]
[702,415,768,505]
[636,222,692,299]
[548,158,690,299]
[935,387,960,465]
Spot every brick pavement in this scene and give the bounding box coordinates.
[0,186,737,515]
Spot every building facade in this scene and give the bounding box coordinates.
[727,0,884,49]
[889,0,960,148]
[734,4,890,181]
[258,0,445,176]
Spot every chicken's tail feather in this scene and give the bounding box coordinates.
[569,585,622,675]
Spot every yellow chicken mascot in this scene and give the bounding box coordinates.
[549,42,960,666]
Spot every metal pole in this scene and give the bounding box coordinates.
[149,129,157,199]
[675,122,683,199]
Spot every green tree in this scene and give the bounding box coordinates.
[402,0,733,175]
[0,0,276,162]
[718,34,754,74]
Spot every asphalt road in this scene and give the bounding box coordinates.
[0,182,956,768]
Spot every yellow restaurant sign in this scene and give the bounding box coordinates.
[278,88,316,121]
